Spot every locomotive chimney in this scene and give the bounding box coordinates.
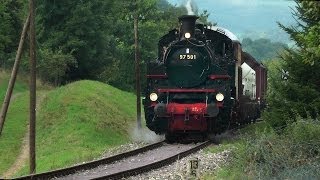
[178,15,199,40]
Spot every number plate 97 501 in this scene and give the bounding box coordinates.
[179,54,197,60]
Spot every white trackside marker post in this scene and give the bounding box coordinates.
[189,158,199,177]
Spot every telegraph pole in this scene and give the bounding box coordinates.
[134,0,142,129]
[29,0,36,174]
[0,15,30,135]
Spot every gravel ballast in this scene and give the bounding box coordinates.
[127,145,231,180]
[52,131,235,180]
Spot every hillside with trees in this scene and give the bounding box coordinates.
[36,0,189,90]
[241,38,288,61]
[1,0,287,88]
[1,0,208,91]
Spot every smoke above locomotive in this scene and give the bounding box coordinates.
[185,0,198,15]
[143,15,267,142]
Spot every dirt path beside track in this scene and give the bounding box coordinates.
[2,92,47,178]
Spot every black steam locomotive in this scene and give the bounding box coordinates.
[143,15,267,142]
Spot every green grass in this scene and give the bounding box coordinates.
[0,70,29,176]
[13,80,137,177]
[0,70,28,102]
[203,119,320,179]
[0,93,29,176]
[205,121,271,154]
[1,71,137,178]
[202,121,273,180]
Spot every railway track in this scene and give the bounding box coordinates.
[14,140,211,180]
[14,141,163,180]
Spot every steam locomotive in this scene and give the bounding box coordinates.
[143,15,267,142]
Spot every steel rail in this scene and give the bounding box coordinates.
[93,140,212,180]
[14,141,164,180]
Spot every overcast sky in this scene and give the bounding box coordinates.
[167,0,296,42]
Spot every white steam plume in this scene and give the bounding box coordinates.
[130,123,164,143]
[185,0,198,15]
[186,0,194,15]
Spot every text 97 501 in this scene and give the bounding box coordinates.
[179,54,197,60]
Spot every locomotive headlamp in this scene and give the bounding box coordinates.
[216,93,224,102]
[184,32,191,39]
[150,93,158,102]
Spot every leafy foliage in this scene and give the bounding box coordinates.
[36,0,118,81]
[263,0,320,130]
[212,119,320,179]
[37,48,77,86]
[243,121,320,179]
[1,0,210,91]
[0,0,25,68]
[34,0,203,91]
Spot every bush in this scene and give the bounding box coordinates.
[37,48,77,86]
[213,117,320,179]
[287,117,320,141]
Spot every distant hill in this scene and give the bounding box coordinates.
[242,38,288,61]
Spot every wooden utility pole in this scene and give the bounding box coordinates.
[134,2,142,129]
[0,15,30,135]
[29,0,36,174]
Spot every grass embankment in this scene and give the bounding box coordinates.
[14,80,136,177]
[0,70,29,175]
[203,119,320,179]
[0,70,28,102]
[1,71,137,177]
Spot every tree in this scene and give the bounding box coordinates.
[99,0,190,91]
[37,0,117,82]
[36,0,211,90]
[264,0,320,129]
[278,1,320,89]
[37,48,77,86]
[0,0,25,68]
